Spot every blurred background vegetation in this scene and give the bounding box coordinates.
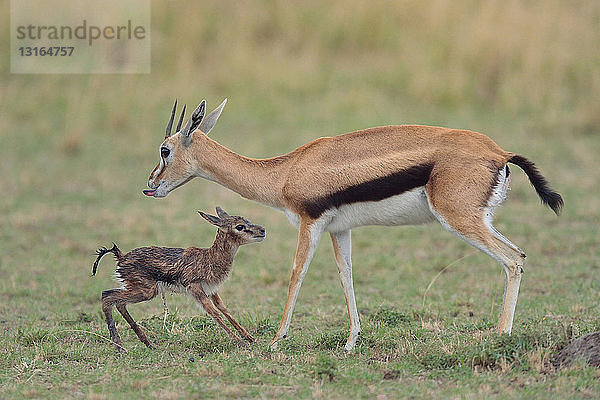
[2,0,598,219]
[1,0,599,398]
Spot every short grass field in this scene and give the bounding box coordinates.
[1,1,599,398]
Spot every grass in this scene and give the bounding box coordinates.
[1,0,600,398]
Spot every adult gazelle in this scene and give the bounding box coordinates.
[145,99,563,351]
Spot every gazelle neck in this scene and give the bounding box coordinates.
[192,135,289,208]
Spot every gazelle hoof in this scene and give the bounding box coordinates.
[344,331,360,352]
[344,339,358,352]
[269,340,279,351]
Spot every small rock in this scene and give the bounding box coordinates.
[188,357,194,362]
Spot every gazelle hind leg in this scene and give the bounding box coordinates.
[484,208,526,257]
[425,162,528,333]
[427,198,525,334]
[330,230,361,351]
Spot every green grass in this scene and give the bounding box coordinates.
[2,0,600,398]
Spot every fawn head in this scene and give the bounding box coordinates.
[144,99,227,198]
[198,206,266,245]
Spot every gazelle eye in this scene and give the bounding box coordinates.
[235,225,245,231]
[161,147,170,158]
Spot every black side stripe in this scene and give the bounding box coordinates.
[304,163,434,219]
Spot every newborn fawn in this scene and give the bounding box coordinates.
[92,207,266,351]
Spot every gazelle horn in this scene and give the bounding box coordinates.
[165,99,178,139]
[176,104,186,133]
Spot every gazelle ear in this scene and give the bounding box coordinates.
[199,98,227,135]
[215,206,231,219]
[181,100,206,146]
[198,211,223,228]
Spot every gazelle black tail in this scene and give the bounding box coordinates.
[508,155,564,215]
[92,243,122,276]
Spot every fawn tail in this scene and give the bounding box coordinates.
[92,243,122,276]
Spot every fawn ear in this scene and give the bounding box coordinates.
[215,206,231,219]
[198,211,223,227]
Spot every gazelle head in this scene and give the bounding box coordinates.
[198,206,266,244]
[144,98,227,198]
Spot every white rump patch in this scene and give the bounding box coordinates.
[484,165,511,232]
[487,165,510,209]
[484,165,524,255]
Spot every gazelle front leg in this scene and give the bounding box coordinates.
[270,219,323,350]
[330,230,361,351]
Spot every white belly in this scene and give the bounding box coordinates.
[325,186,435,233]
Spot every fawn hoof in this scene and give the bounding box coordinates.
[244,335,256,343]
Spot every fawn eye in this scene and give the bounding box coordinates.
[161,147,170,158]
[235,225,245,231]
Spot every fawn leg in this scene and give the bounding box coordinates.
[211,292,255,343]
[101,289,125,352]
[116,304,154,349]
[113,285,158,348]
[187,283,243,343]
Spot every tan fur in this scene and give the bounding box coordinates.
[146,105,559,351]
[150,126,512,212]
